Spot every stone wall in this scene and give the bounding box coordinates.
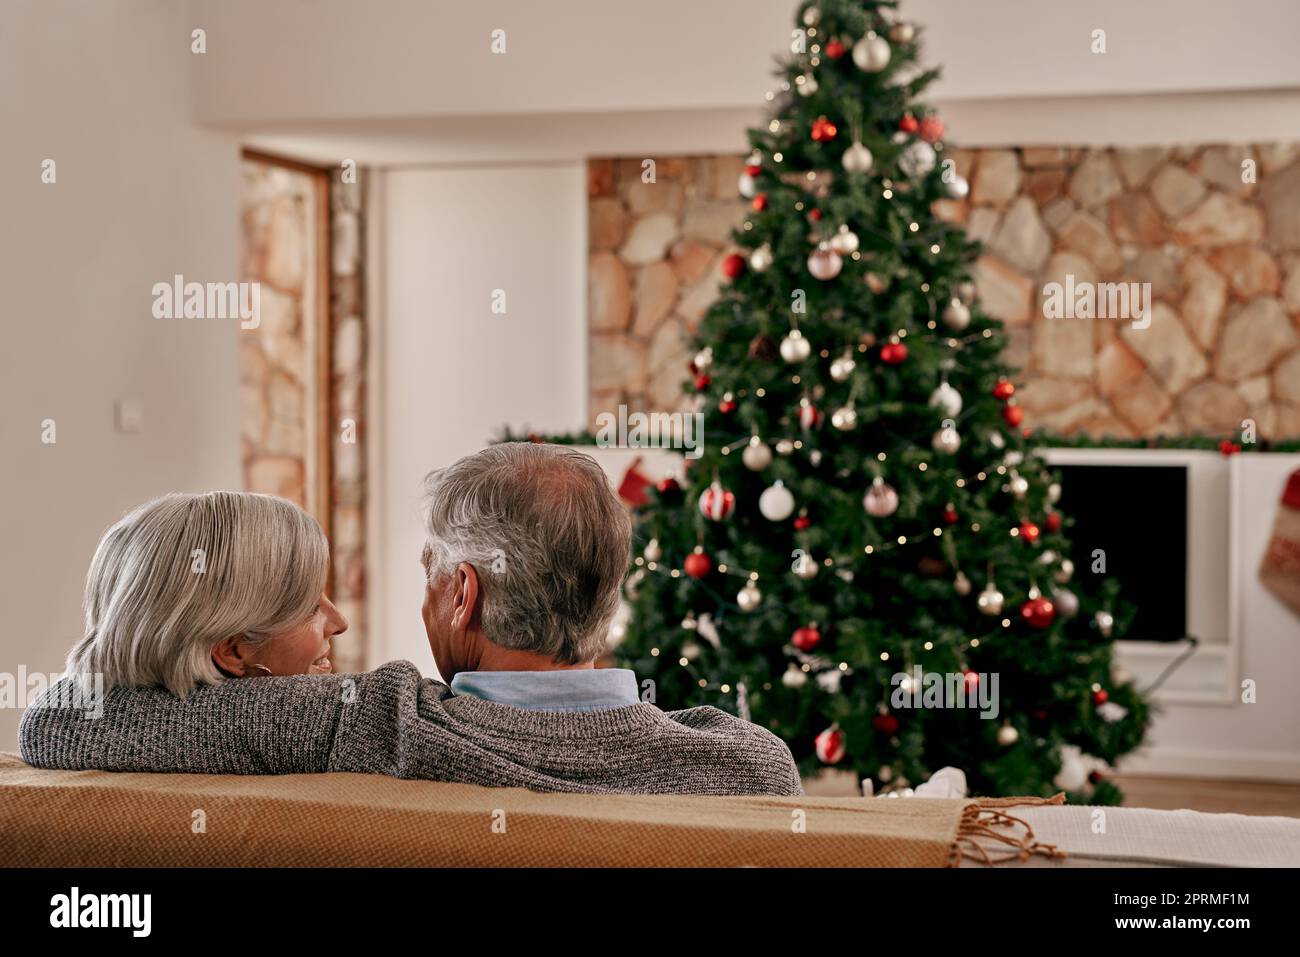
[588,145,1300,440]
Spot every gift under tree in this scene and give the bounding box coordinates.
[615,0,1150,803]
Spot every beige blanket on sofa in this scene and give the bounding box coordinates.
[0,753,1062,867]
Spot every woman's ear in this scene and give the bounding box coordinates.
[211,634,250,677]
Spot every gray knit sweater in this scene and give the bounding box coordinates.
[18,661,803,796]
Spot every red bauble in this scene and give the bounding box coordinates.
[811,116,838,142]
[872,713,900,735]
[1044,511,1062,533]
[698,481,735,521]
[1002,403,1024,427]
[1020,596,1056,629]
[720,253,746,280]
[918,115,945,144]
[1019,520,1040,543]
[815,726,846,764]
[792,625,822,652]
[993,378,1016,400]
[1088,770,1103,785]
[825,38,846,59]
[683,551,712,579]
[656,476,680,495]
[880,341,908,365]
[1219,439,1242,456]
[694,374,711,390]
[808,207,822,221]
[962,669,980,691]
[798,401,822,430]
[794,515,811,530]
[751,192,768,212]
[942,505,959,525]
[745,163,761,177]
[718,397,737,414]
[1092,688,1109,705]
[899,114,919,134]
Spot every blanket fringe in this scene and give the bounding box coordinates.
[949,793,1069,867]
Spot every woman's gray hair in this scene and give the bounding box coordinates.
[422,443,632,665]
[65,492,329,695]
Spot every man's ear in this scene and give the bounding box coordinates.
[211,635,250,676]
[451,562,481,633]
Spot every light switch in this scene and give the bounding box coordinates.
[115,398,144,434]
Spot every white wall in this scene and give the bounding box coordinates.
[0,0,241,748]
[374,164,587,673]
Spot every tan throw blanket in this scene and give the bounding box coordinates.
[0,753,1064,867]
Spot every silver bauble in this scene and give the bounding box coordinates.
[775,438,795,455]
[830,353,856,382]
[780,329,812,363]
[831,405,858,431]
[888,21,915,43]
[750,243,774,272]
[928,382,963,418]
[954,570,972,596]
[852,31,891,72]
[898,140,937,178]
[842,141,874,174]
[793,552,820,580]
[782,664,808,688]
[1009,474,1030,499]
[737,581,763,612]
[932,425,961,455]
[977,583,1005,616]
[643,538,662,562]
[863,478,899,517]
[742,437,773,471]
[737,171,756,199]
[758,480,796,521]
[997,724,1020,746]
[1053,588,1080,619]
[828,225,860,256]
[1095,610,1115,637]
[1054,558,1075,583]
[693,346,713,372]
[946,174,970,199]
[1048,482,1062,504]
[807,243,843,281]
[942,299,971,331]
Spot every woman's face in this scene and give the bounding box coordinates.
[245,595,349,676]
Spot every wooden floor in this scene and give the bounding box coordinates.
[1113,774,1300,818]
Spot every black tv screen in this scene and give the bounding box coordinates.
[1054,464,1187,642]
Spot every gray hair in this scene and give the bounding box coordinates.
[422,443,632,664]
[65,492,329,695]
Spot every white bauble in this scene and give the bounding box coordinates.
[793,552,820,580]
[889,21,915,43]
[831,405,858,431]
[1048,482,1062,504]
[942,299,971,331]
[1054,558,1075,583]
[693,346,713,372]
[782,664,808,689]
[829,225,860,256]
[863,478,899,517]
[842,141,874,174]
[898,140,937,178]
[1009,474,1030,499]
[997,724,1020,746]
[816,669,843,694]
[932,425,961,455]
[796,72,819,97]
[852,31,891,72]
[775,438,795,455]
[928,382,962,418]
[780,329,812,363]
[807,243,843,281]
[957,279,977,302]
[643,538,662,562]
[742,437,773,471]
[954,571,972,596]
[1095,610,1114,637]
[737,172,756,199]
[830,353,856,382]
[1053,588,1079,619]
[977,583,1005,616]
[1053,751,1088,792]
[737,581,763,612]
[759,480,796,521]
[750,243,774,272]
[946,174,970,199]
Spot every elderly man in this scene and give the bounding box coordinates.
[22,443,802,796]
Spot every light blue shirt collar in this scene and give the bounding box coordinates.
[449,669,641,712]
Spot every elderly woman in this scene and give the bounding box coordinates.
[22,445,802,795]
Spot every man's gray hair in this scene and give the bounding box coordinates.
[65,492,329,695]
[421,443,632,664]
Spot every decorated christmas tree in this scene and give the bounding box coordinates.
[615,0,1151,803]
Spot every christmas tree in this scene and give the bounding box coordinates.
[615,0,1151,803]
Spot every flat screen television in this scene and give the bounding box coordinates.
[1054,463,1187,642]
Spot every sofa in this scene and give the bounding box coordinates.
[2,753,1297,867]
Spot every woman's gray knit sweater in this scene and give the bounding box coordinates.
[18,660,804,796]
